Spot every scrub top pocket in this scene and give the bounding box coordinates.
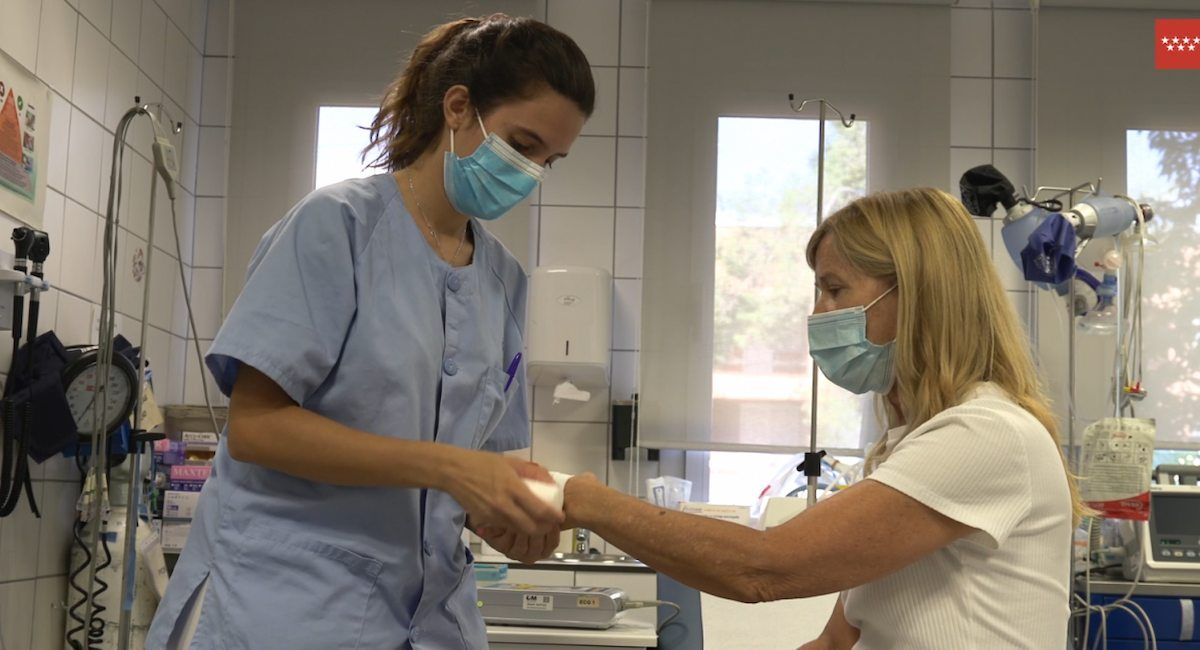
[473,367,520,449]
[224,523,383,650]
[447,547,487,647]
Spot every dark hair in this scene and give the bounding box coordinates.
[366,14,595,171]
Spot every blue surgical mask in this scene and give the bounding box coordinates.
[806,285,898,395]
[443,113,545,221]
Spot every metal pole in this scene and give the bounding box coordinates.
[1113,246,1123,418]
[117,154,158,649]
[1068,281,1077,467]
[1067,268,1081,646]
[788,96,854,506]
[808,103,827,507]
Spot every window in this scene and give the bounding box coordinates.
[711,117,870,451]
[706,450,864,506]
[702,117,870,497]
[1126,130,1200,448]
[1154,449,1200,469]
[314,106,378,190]
[707,451,798,506]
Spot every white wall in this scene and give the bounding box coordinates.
[0,0,233,647]
[949,0,1039,343]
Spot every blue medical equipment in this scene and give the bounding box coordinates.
[960,165,1150,291]
[1079,580,1200,649]
[1020,212,1077,285]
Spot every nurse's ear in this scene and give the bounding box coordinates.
[441,84,475,133]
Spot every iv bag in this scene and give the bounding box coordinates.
[1080,418,1156,520]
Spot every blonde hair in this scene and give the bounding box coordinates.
[806,187,1087,525]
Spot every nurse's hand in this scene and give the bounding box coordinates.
[503,457,554,483]
[445,450,564,536]
[474,526,561,565]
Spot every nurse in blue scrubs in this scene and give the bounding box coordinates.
[146,14,594,649]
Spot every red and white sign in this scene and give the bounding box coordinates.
[1156,19,1200,70]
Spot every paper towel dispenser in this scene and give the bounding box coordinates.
[527,266,611,389]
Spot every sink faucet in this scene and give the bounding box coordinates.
[573,528,591,554]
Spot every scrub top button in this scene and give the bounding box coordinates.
[447,274,462,292]
[423,541,432,556]
[444,359,458,376]
[411,627,421,642]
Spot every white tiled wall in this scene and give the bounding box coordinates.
[0,0,233,647]
[508,1,655,551]
[949,2,1035,330]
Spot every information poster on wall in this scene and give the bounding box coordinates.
[0,50,50,229]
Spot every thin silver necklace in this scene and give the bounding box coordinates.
[407,170,468,264]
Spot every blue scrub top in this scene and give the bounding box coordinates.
[146,173,530,649]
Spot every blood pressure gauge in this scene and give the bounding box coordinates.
[62,347,138,436]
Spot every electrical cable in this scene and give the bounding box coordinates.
[622,599,683,633]
[168,198,221,435]
[81,106,137,635]
[1114,197,1146,417]
[116,109,165,650]
[0,394,18,516]
[0,233,29,511]
[1068,197,1157,649]
[67,519,93,649]
[66,452,93,650]
[1125,600,1157,650]
[1114,603,1149,650]
[1074,542,1158,650]
[80,101,221,647]
[0,226,48,518]
[88,532,114,647]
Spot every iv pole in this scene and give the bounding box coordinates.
[788,95,855,507]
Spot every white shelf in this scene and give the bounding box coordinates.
[486,619,657,647]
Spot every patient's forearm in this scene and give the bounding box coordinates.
[566,481,780,603]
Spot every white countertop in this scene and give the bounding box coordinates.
[485,620,658,647]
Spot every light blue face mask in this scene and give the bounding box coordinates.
[443,113,545,221]
[806,285,898,395]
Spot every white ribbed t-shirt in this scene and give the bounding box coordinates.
[843,383,1072,649]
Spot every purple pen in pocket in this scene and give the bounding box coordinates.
[503,353,522,392]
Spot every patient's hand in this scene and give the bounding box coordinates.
[561,472,603,529]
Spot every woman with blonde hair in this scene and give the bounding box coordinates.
[562,187,1081,649]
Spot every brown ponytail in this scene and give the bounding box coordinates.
[366,14,595,171]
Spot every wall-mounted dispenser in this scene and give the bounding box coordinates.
[527,266,611,401]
